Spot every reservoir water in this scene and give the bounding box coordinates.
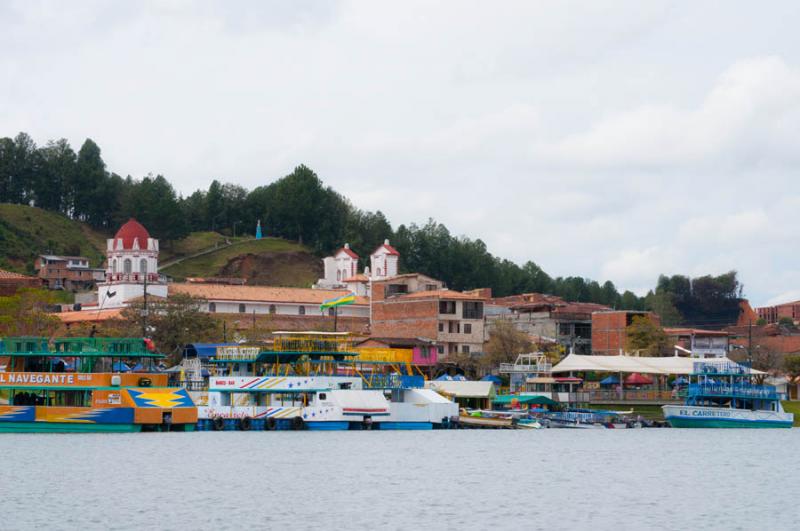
[1,430,798,530]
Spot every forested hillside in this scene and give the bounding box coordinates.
[0,131,747,325]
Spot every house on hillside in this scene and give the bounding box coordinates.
[35,255,105,291]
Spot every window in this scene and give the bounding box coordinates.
[140,259,147,274]
[269,305,276,314]
[376,267,382,276]
[328,308,335,316]
[437,345,444,354]
[438,322,444,333]
[464,323,472,334]
[337,270,341,281]
[209,302,216,313]
[439,301,456,314]
[448,321,460,334]
[238,303,246,313]
[461,345,470,354]
[123,259,132,274]
[386,284,408,297]
[112,259,117,273]
[462,301,483,320]
[299,306,306,315]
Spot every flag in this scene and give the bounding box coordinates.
[320,292,356,311]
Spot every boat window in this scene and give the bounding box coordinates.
[319,393,327,400]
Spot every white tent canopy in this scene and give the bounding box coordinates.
[425,381,496,398]
[551,353,764,375]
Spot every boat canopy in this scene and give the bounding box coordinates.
[492,394,558,406]
[425,380,496,398]
[551,353,765,375]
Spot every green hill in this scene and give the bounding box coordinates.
[0,204,321,288]
[160,237,321,287]
[0,204,107,274]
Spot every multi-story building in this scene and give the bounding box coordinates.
[486,293,610,354]
[35,255,105,291]
[664,328,729,358]
[591,310,661,355]
[757,300,800,324]
[370,274,486,357]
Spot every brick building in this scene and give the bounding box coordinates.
[591,310,661,355]
[486,293,610,354]
[0,269,41,296]
[370,274,486,357]
[756,300,800,324]
[35,255,106,291]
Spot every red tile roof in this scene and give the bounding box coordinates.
[335,246,359,259]
[395,289,486,301]
[170,283,369,305]
[372,243,399,256]
[664,328,729,337]
[344,274,369,283]
[114,218,151,249]
[57,308,124,323]
[0,269,35,280]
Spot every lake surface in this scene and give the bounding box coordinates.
[1,429,798,530]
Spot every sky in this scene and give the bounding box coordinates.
[2,1,800,306]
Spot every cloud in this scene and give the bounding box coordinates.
[2,2,800,306]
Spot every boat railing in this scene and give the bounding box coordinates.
[688,383,778,400]
[499,353,552,374]
[215,346,261,361]
[182,379,208,391]
[693,361,751,375]
[362,374,424,389]
[587,389,676,403]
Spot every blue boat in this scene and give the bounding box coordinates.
[662,360,793,428]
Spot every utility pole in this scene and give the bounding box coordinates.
[141,273,149,338]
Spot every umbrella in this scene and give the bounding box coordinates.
[481,375,502,384]
[435,374,453,381]
[452,374,467,381]
[624,373,653,385]
[600,375,619,386]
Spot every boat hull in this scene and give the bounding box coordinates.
[662,405,793,428]
[304,421,350,431]
[0,422,142,433]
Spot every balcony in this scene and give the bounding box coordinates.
[106,273,166,284]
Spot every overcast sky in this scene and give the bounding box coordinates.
[2,1,799,306]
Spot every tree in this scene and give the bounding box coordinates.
[784,355,800,399]
[625,315,668,356]
[120,294,221,364]
[73,138,107,225]
[645,290,682,326]
[36,139,76,213]
[484,319,533,368]
[0,289,60,337]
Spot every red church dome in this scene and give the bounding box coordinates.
[114,218,151,250]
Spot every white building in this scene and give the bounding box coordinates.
[314,239,401,297]
[170,283,369,318]
[97,218,167,308]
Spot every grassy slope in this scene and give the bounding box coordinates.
[159,231,237,263]
[781,401,800,426]
[0,204,107,273]
[159,237,318,286]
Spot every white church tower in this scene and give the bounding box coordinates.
[315,243,360,289]
[97,218,168,308]
[370,239,399,280]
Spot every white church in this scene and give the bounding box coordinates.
[314,239,400,296]
[97,218,167,308]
